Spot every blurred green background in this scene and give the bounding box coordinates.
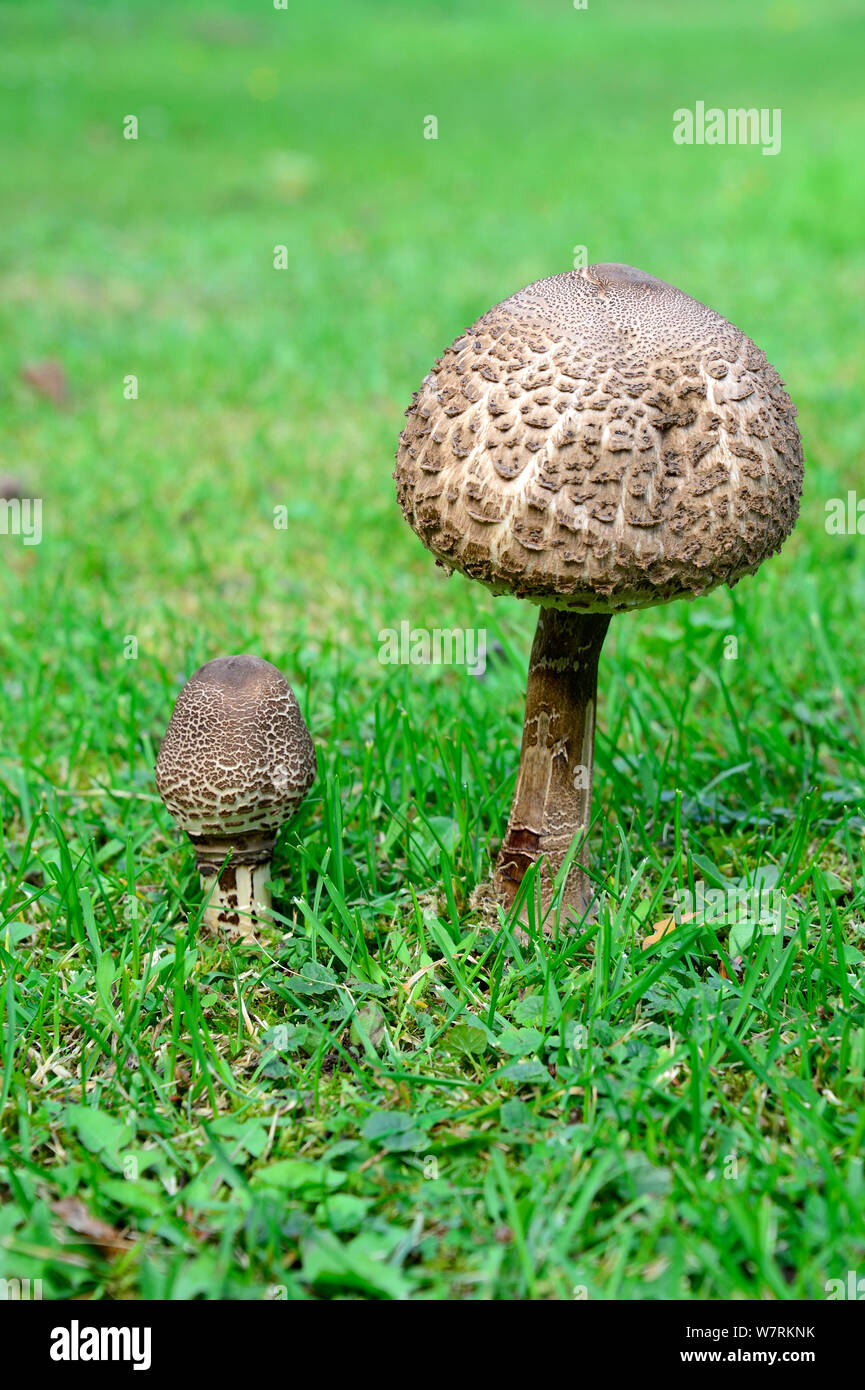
[2,0,863,675]
[1,0,864,1302]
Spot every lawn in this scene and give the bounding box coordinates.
[1,0,864,1300]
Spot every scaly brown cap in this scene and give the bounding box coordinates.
[395,263,803,611]
[155,655,316,841]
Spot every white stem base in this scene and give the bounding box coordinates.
[201,863,273,939]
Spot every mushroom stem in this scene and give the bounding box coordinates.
[494,607,611,923]
[189,831,277,940]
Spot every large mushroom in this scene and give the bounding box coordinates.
[155,655,316,938]
[394,263,803,923]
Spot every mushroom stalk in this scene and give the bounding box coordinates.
[190,830,276,939]
[494,607,610,922]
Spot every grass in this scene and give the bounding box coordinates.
[1,0,864,1300]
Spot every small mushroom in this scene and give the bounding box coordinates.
[155,655,315,938]
[395,263,803,923]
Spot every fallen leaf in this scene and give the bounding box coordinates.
[0,475,25,500]
[21,359,68,406]
[642,911,697,950]
[720,954,745,982]
[51,1198,135,1259]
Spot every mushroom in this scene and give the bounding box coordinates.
[155,655,316,938]
[394,263,803,923]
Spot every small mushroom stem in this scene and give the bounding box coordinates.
[494,607,611,923]
[188,831,277,940]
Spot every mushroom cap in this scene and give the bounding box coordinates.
[155,655,316,838]
[394,263,803,612]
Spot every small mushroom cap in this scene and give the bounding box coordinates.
[155,655,316,838]
[395,263,803,612]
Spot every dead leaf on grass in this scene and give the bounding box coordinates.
[641,910,697,950]
[21,359,68,406]
[51,1198,135,1259]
